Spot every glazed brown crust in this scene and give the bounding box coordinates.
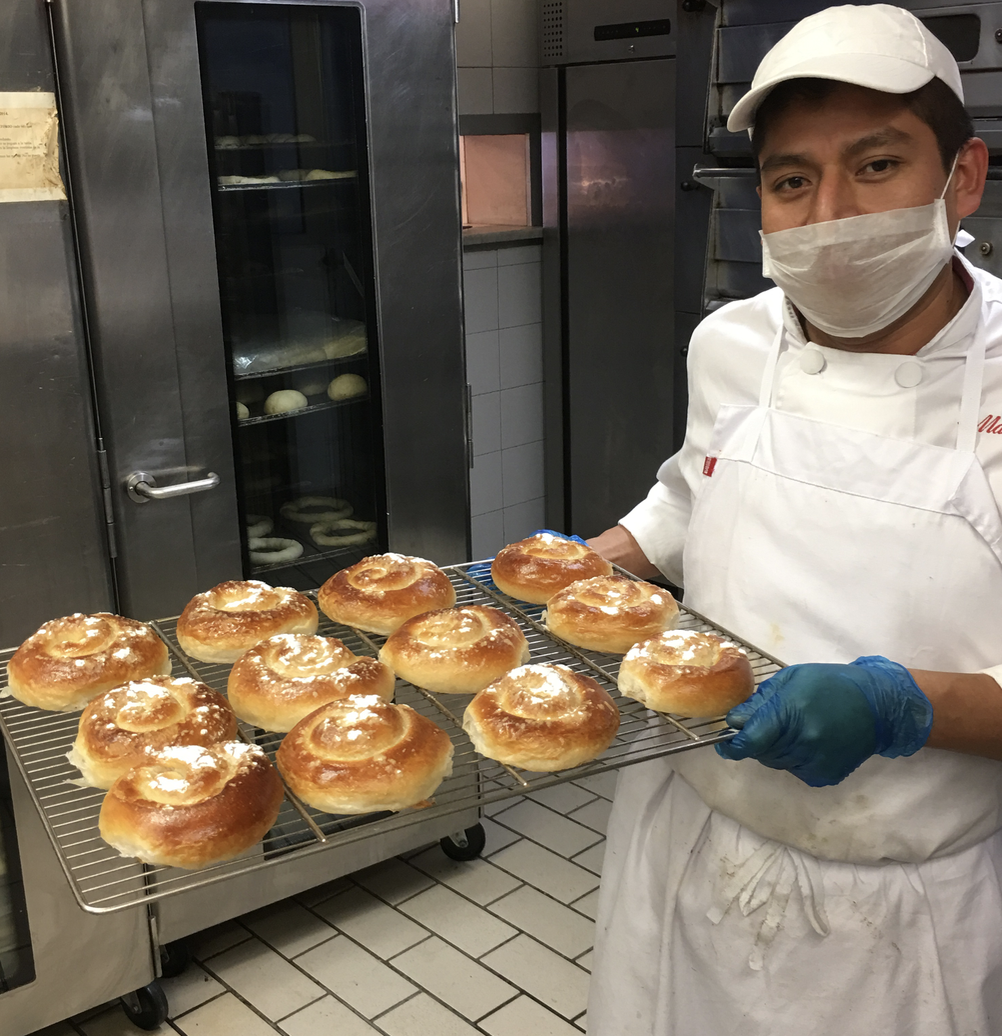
[176,580,318,663]
[544,575,679,654]
[491,535,613,605]
[6,613,171,712]
[462,663,620,771]
[316,554,456,635]
[276,695,454,813]
[98,742,284,870]
[378,606,530,694]
[227,634,395,732]
[617,630,754,718]
[72,676,237,789]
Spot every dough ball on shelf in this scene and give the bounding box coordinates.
[264,390,309,415]
[305,168,355,180]
[235,401,250,420]
[328,374,367,401]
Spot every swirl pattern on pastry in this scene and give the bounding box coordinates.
[98,741,284,869]
[543,575,679,654]
[7,613,171,712]
[176,580,318,664]
[379,606,530,694]
[227,633,395,732]
[317,554,456,635]
[69,676,237,789]
[490,534,613,605]
[617,629,754,718]
[462,663,620,771]
[276,694,454,813]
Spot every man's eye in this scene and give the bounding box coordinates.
[778,175,807,191]
[864,159,895,174]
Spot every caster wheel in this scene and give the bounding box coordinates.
[159,939,191,978]
[440,822,486,861]
[120,981,169,1031]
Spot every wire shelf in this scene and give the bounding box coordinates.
[0,562,784,914]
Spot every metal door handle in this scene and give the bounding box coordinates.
[126,470,220,503]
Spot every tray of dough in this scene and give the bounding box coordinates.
[0,562,784,914]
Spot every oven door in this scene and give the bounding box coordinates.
[50,0,469,620]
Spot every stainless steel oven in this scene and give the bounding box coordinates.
[44,0,470,625]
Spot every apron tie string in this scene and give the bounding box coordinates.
[707,841,831,971]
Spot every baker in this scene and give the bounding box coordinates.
[585,6,1002,1033]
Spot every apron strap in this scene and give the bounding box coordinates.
[757,318,787,409]
[957,318,988,453]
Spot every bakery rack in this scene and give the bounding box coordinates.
[0,562,785,914]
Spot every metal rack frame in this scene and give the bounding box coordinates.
[0,562,784,914]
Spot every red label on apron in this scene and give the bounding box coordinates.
[703,456,718,477]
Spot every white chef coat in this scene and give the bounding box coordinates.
[623,255,1002,602]
[589,253,1002,1035]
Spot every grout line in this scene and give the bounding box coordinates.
[493,795,605,847]
[168,987,230,1021]
[194,944,323,1033]
[169,986,286,1036]
[487,817,604,875]
[273,990,328,1023]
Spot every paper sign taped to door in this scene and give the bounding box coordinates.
[0,92,66,202]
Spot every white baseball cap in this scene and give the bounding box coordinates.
[727,3,964,133]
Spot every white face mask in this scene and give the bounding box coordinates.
[760,157,958,339]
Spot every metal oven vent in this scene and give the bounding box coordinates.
[542,0,564,59]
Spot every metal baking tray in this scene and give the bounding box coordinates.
[0,562,784,913]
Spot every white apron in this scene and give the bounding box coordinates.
[590,303,1002,1036]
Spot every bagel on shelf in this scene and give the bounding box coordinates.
[379,605,530,694]
[7,613,171,712]
[227,633,394,732]
[317,553,456,635]
[310,518,376,547]
[543,575,679,654]
[276,694,454,814]
[176,580,318,664]
[248,537,304,566]
[463,663,620,771]
[69,676,237,789]
[98,741,284,870]
[617,629,755,718]
[490,534,613,605]
[280,496,352,524]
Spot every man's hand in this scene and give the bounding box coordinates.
[716,656,933,787]
[586,525,660,579]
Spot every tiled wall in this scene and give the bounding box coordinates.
[456,0,539,115]
[465,244,544,560]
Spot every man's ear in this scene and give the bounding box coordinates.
[954,136,988,220]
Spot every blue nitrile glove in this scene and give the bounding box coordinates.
[529,529,588,545]
[715,655,934,788]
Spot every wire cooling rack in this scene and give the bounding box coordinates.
[0,562,784,913]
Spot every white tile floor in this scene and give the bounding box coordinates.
[33,773,615,1036]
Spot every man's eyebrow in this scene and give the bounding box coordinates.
[842,126,914,158]
[759,152,810,175]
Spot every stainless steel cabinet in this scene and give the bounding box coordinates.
[541,0,675,536]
